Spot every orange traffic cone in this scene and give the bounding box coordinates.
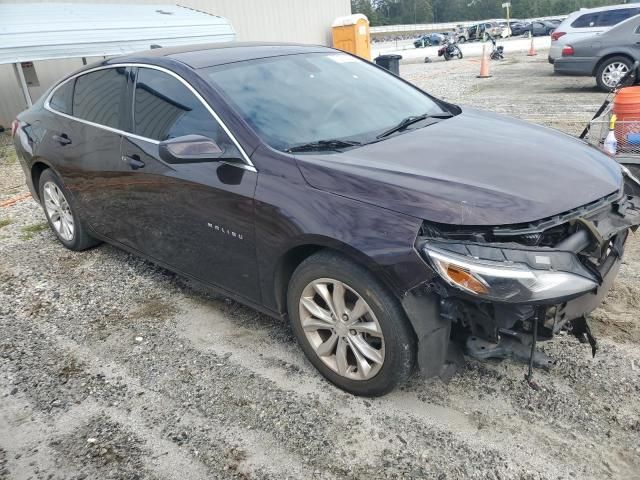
[477,44,491,78]
[527,36,537,56]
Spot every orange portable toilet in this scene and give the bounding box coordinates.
[332,14,371,60]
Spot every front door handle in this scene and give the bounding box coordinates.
[52,134,71,145]
[121,155,145,170]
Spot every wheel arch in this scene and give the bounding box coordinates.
[593,52,635,76]
[30,159,55,202]
[271,236,397,318]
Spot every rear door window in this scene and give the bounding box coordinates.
[49,79,74,115]
[72,67,127,129]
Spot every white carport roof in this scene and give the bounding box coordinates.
[0,3,235,108]
[0,3,236,65]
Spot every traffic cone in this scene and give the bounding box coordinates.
[527,36,537,56]
[477,44,491,78]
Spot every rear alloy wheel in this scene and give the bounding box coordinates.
[597,56,633,92]
[38,169,101,251]
[288,251,415,396]
[43,181,75,242]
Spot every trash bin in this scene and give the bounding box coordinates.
[374,55,402,75]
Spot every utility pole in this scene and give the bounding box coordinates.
[502,2,511,35]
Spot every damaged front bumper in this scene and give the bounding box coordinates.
[406,190,640,378]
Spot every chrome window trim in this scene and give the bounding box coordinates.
[44,63,257,173]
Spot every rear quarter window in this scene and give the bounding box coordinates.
[48,79,74,115]
[571,12,599,28]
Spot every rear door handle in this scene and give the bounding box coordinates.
[52,134,71,145]
[121,155,145,170]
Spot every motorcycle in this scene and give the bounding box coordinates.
[488,35,504,60]
[438,39,463,61]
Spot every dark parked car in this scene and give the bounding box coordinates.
[413,33,445,47]
[509,21,529,36]
[554,14,640,91]
[12,43,640,396]
[525,20,556,36]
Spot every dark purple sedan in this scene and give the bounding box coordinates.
[11,42,640,395]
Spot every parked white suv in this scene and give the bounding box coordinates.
[548,3,640,64]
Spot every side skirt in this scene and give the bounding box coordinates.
[86,228,285,322]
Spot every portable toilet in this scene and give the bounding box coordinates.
[331,14,371,60]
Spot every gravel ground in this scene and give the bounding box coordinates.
[1,54,640,480]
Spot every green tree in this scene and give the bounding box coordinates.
[351,0,638,26]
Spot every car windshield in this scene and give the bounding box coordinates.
[202,52,449,152]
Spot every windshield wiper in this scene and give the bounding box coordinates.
[285,139,362,153]
[376,112,454,139]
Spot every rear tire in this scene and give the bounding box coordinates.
[38,169,101,251]
[287,250,416,396]
[596,56,634,92]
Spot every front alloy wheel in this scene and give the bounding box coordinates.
[299,278,385,380]
[288,251,415,396]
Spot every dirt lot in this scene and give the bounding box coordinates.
[1,55,640,480]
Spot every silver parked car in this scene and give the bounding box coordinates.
[554,14,640,91]
[549,3,640,64]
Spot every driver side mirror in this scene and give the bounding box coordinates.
[159,134,224,164]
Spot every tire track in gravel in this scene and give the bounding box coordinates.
[0,292,320,479]
[2,231,639,478]
[172,296,640,479]
[1,254,562,479]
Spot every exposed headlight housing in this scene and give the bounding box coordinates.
[424,246,597,303]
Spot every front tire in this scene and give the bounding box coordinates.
[596,56,634,92]
[39,169,100,251]
[287,251,416,396]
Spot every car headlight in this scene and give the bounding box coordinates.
[424,246,597,303]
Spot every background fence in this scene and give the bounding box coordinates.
[370,15,566,35]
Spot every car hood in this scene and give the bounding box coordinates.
[295,108,622,225]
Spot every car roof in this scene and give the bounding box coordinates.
[559,3,639,28]
[110,42,335,69]
[574,2,637,15]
